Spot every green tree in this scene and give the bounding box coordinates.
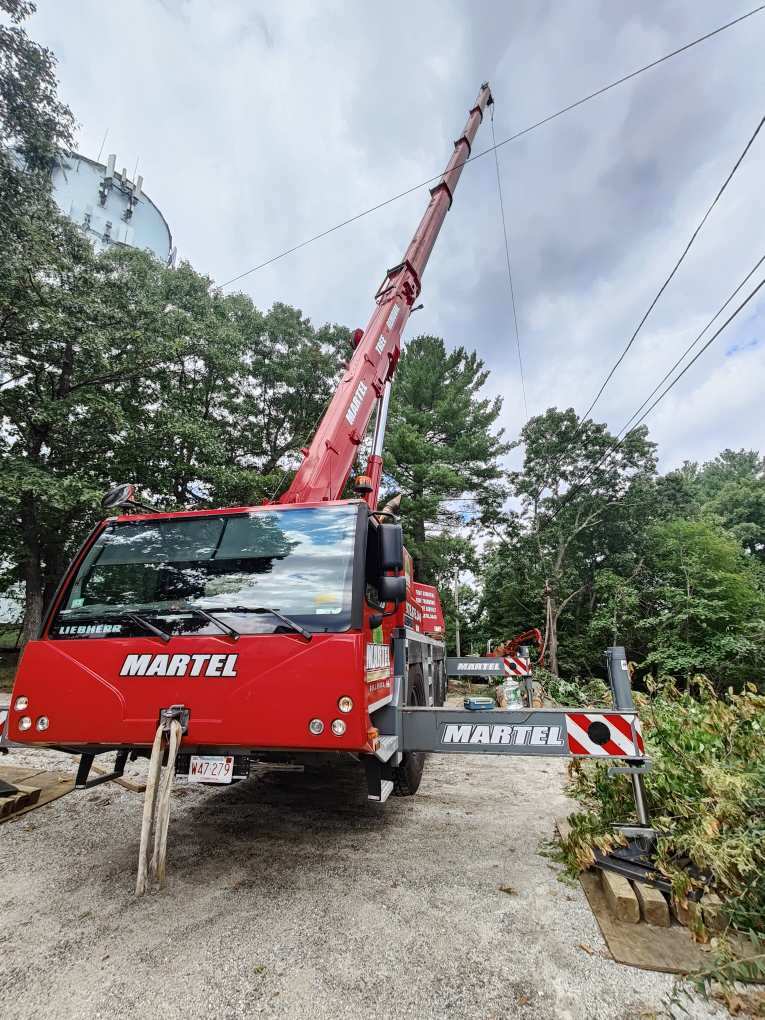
[489,408,657,676]
[112,269,351,509]
[0,1,73,170]
[695,450,765,561]
[383,336,508,582]
[0,242,184,640]
[1,239,351,641]
[637,518,765,687]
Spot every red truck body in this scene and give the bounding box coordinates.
[10,499,431,753]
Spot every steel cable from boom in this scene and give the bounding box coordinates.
[218,6,763,291]
[491,103,528,424]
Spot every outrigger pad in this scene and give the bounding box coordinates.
[0,779,19,797]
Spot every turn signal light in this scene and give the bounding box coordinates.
[338,696,353,713]
[353,474,373,494]
[14,696,28,711]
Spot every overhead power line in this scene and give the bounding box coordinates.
[615,253,765,438]
[218,6,764,290]
[542,260,765,530]
[579,113,765,424]
[526,110,765,513]
[490,106,528,423]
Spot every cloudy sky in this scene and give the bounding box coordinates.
[29,0,765,474]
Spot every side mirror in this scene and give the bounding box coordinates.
[378,574,406,605]
[379,522,404,572]
[101,483,136,509]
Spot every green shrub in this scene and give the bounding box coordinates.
[535,667,611,708]
[560,676,765,938]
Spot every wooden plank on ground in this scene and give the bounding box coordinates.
[0,765,47,785]
[554,818,708,974]
[580,872,708,974]
[555,816,573,840]
[0,783,41,818]
[0,766,75,823]
[634,880,671,927]
[89,762,146,793]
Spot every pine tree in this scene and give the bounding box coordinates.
[383,335,508,582]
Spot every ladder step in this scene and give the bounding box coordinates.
[368,778,394,803]
[374,735,398,762]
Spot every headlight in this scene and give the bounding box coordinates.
[14,696,29,711]
[337,696,353,713]
[18,716,32,731]
[36,716,50,732]
[331,719,346,736]
[308,718,324,735]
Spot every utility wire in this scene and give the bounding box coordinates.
[491,105,528,423]
[218,6,763,290]
[526,110,765,513]
[487,260,765,552]
[579,112,765,424]
[541,262,765,530]
[616,253,765,438]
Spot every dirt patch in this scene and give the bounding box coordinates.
[0,748,725,1020]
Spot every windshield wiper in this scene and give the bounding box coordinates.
[202,606,313,641]
[126,613,172,643]
[122,603,239,636]
[57,610,172,643]
[183,607,240,641]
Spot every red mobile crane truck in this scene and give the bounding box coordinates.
[3,85,494,800]
[4,86,651,833]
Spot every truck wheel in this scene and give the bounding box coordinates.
[435,659,447,706]
[392,666,426,797]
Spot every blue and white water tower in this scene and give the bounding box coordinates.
[52,152,175,265]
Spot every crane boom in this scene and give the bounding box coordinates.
[279,82,493,507]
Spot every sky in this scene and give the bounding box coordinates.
[28,0,765,476]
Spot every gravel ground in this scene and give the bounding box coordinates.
[0,742,726,1020]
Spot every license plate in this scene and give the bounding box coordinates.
[188,755,234,784]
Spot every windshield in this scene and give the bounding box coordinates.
[50,505,360,638]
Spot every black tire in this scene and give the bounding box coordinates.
[392,665,427,797]
[434,658,447,706]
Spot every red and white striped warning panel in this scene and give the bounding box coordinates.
[564,712,644,757]
[503,655,530,676]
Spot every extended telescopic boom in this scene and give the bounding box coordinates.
[279,82,494,507]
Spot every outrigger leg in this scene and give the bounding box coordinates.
[383,642,661,878]
[75,748,129,789]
